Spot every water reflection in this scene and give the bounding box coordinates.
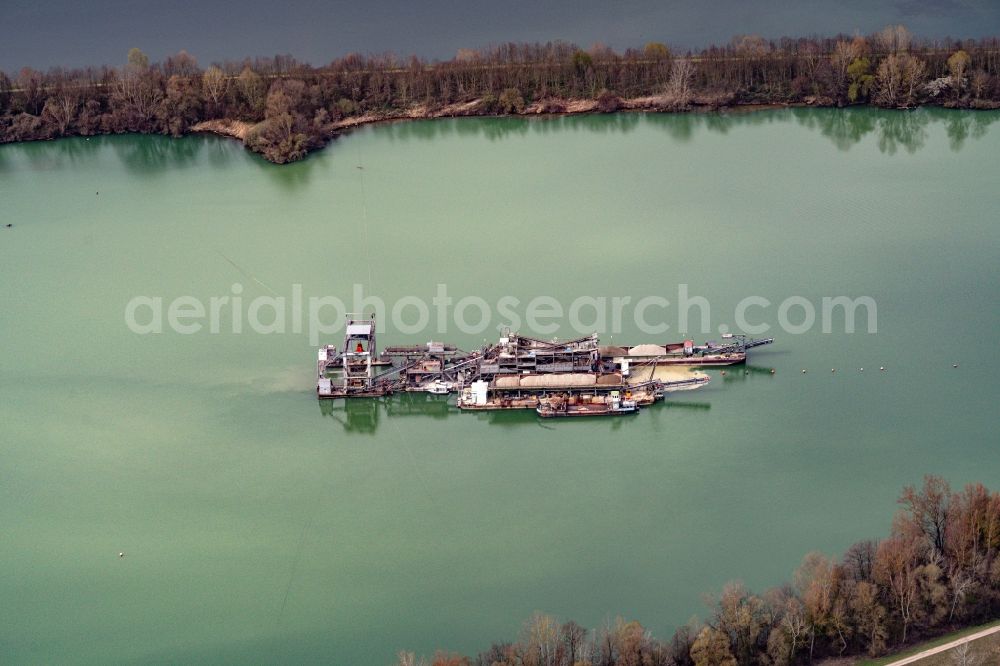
[793,108,877,151]
[787,107,1000,154]
[384,112,646,144]
[2,108,998,182]
[377,107,999,156]
[875,112,929,155]
[0,133,329,189]
[315,391,718,433]
[110,134,203,172]
[248,144,331,191]
[709,363,777,386]
[319,397,380,434]
[660,400,712,410]
[468,409,541,429]
[0,135,104,172]
[317,393,456,434]
[384,392,451,419]
[940,110,999,151]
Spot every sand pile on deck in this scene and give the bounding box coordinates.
[628,344,667,356]
[493,373,625,389]
[627,365,708,384]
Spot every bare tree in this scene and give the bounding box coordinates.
[970,70,990,100]
[947,567,973,622]
[15,67,46,114]
[902,56,928,106]
[690,626,736,666]
[396,651,428,666]
[765,595,806,665]
[236,66,265,117]
[831,39,864,98]
[202,66,228,109]
[522,612,559,666]
[951,639,983,666]
[875,53,927,107]
[712,581,771,664]
[41,91,78,135]
[164,50,199,77]
[898,475,953,554]
[667,58,695,106]
[876,54,905,107]
[113,49,161,126]
[948,50,972,98]
[876,25,912,54]
[798,41,824,87]
[560,621,587,666]
[851,581,888,656]
[875,536,922,644]
[844,540,878,582]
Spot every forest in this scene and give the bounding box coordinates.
[396,476,1000,666]
[1,26,999,163]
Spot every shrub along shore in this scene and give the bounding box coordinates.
[397,476,1000,666]
[2,26,1000,163]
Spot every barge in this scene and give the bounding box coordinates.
[602,334,774,368]
[537,391,639,418]
[455,375,668,411]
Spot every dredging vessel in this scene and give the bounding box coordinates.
[316,316,772,416]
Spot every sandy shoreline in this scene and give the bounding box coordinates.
[26,94,993,163]
[188,119,255,141]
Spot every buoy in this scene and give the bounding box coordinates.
[745,370,749,375]
[880,366,885,371]
[770,369,775,374]
[801,369,806,373]
[721,370,726,376]
[953,364,958,368]
[860,368,864,372]
[118,552,125,558]
[831,368,836,373]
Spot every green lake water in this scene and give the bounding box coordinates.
[1,108,999,663]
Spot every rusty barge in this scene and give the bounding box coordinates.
[600,334,774,368]
[537,392,639,418]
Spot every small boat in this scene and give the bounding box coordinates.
[424,380,452,395]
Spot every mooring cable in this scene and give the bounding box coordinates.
[356,142,375,295]
[214,249,279,296]
[386,404,437,505]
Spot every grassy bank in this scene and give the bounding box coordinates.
[858,620,1000,666]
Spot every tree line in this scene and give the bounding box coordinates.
[1,26,1000,163]
[398,476,1000,666]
